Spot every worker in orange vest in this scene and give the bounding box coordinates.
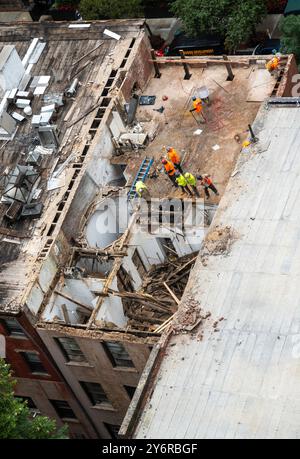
[191,97,206,123]
[197,174,219,199]
[166,146,184,173]
[162,158,178,187]
[266,54,281,74]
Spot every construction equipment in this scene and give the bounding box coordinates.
[127,157,154,200]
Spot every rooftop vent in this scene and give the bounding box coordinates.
[1,165,39,203]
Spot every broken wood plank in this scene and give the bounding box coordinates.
[67,101,103,128]
[149,58,250,66]
[70,59,92,81]
[61,303,70,324]
[74,247,127,258]
[107,289,173,314]
[155,314,175,333]
[166,255,197,282]
[163,282,180,305]
[0,226,30,239]
[71,41,104,67]
[54,290,93,312]
[126,311,164,325]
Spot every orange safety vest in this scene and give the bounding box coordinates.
[168,148,180,165]
[193,98,202,113]
[164,161,175,176]
[202,176,212,186]
[266,57,279,72]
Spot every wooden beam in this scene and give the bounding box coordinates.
[148,58,250,66]
[151,48,161,78]
[54,290,93,312]
[67,101,103,128]
[166,255,197,281]
[71,41,104,67]
[70,59,92,81]
[74,247,127,258]
[61,304,70,324]
[223,54,234,81]
[154,314,175,333]
[180,49,192,80]
[163,282,180,305]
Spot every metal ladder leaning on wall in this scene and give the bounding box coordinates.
[127,156,154,200]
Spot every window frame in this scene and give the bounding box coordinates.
[103,341,135,369]
[16,395,36,410]
[79,381,112,408]
[0,317,27,338]
[19,351,48,375]
[132,249,147,278]
[50,399,77,420]
[55,336,87,363]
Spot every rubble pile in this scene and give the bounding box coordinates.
[202,225,237,257]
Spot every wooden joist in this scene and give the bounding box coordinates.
[74,246,127,258]
[149,58,250,66]
[54,290,93,312]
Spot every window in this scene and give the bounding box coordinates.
[132,249,147,277]
[50,400,77,419]
[104,423,121,439]
[160,238,177,258]
[20,351,48,374]
[16,396,36,409]
[1,318,26,337]
[55,337,87,363]
[103,341,134,368]
[117,266,133,292]
[80,381,111,407]
[124,385,136,400]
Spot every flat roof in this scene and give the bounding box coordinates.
[133,102,300,439]
[123,56,289,202]
[0,20,144,311]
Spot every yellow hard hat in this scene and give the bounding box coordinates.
[243,140,251,148]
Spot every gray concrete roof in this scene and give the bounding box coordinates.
[134,103,300,439]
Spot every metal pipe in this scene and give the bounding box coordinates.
[248,124,258,143]
[66,78,79,98]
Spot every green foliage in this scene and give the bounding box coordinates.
[79,0,143,20]
[0,359,68,439]
[170,0,267,51]
[280,15,300,64]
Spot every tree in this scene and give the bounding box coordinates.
[0,359,68,439]
[280,15,300,65]
[170,0,267,52]
[79,0,143,20]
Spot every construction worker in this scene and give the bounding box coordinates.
[162,158,178,187]
[166,146,184,173]
[184,172,200,197]
[175,172,193,196]
[191,96,206,123]
[266,53,281,74]
[135,181,150,200]
[197,174,219,199]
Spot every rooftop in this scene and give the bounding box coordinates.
[119,55,293,202]
[0,20,144,310]
[132,101,300,439]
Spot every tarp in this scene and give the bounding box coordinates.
[284,0,300,15]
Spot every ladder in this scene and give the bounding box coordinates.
[127,157,154,200]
